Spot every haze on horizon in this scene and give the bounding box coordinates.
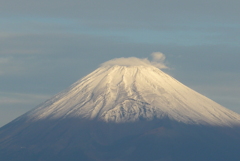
[1,0,240,127]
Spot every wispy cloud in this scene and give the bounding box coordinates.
[150,52,168,69]
[1,49,40,55]
[0,92,51,127]
[0,92,50,105]
[101,52,169,69]
[0,57,25,75]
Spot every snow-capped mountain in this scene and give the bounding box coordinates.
[1,57,240,161]
[22,58,240,126]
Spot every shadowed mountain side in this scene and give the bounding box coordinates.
[1,118,240,161]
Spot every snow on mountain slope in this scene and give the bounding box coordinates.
[20,58,240,126]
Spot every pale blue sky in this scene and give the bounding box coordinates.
[1,0,240,127]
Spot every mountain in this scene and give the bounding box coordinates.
[1,57,240,161]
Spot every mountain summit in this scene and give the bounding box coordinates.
[1,57,240,161]
[25,59,240,126]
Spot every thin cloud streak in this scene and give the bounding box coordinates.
[0,57,25,76]
[0,92,51,105]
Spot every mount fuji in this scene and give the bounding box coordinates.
[1,57,240,161]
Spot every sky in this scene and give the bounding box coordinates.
[1,0,240,127]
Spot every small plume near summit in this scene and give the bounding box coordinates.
[101,57,150,67]
[101,52,168,69]
[150,52,168,69]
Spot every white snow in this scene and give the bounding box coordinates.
[23,58,240,127]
